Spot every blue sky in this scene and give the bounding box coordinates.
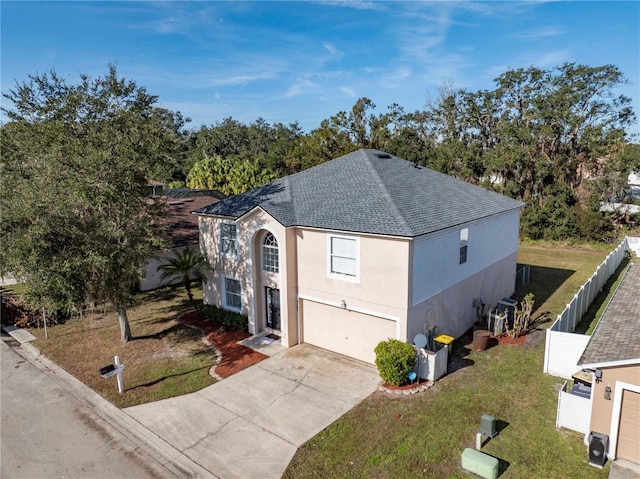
[2,1,639,136]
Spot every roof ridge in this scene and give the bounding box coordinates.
[282,175,295,223]
[364,151,413,236]
[360,149,413,235]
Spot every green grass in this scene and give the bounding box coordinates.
[284,243,613,479]
[574,258,631,335]
[28,284,217,408]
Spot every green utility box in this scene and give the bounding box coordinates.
[461,448,499,479]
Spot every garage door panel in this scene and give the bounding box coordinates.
[302,300,396,364]
[617,390,640,463]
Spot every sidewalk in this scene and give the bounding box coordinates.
[610,459,640,479]
[2,325,218,479]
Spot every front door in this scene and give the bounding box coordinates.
[265,287,281,330]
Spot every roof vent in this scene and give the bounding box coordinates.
[376,153,391,159]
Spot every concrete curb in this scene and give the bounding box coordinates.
[4,328,218,479]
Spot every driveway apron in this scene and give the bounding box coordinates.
[124,344,381,479]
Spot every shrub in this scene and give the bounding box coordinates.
[374,339,416,386]
[199,304,248,331]
[505,293,535,338]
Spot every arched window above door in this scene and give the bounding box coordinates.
[262,232,279,273]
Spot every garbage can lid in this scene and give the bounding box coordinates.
[434,334,454,345]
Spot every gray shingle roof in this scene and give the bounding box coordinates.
[579,263,640,366]
[193,149,524,237]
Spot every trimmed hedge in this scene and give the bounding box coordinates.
[374,339,416,386]
[199,304,248,331]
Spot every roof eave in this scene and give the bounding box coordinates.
[579,358,640,369]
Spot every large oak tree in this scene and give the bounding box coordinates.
[1,66,172,342]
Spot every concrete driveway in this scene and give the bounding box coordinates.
[125,344,381,479]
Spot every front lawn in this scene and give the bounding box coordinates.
[28,285,218,408]
[284,243,612,479]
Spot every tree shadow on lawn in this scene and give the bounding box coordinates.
[138,286,185,303]
[514,265,574,316]
[125,365,211,390]
[134,322,204,345]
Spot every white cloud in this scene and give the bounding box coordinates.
[284,79,321,98]
[376,67,412,89]
[322,43,344,62]
[518,25,566,40]
[527,50,572,68]
[340,86,357,97]
[311,0,385,12]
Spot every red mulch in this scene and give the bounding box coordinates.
[496,334,527,345]
[179,310,268,378]
[382,378,431,391]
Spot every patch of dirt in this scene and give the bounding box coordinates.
[179,311,267,378]
[151,347,188,360]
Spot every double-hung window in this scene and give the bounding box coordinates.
[459,228,468,264]
[328,234,359,281]
[224,278,242,310]
[220,223,238,257]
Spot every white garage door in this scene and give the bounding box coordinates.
[617,389,640,463]
[301,300,396,364]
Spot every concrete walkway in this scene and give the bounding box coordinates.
[125,344,381,479]
[610,459,640,479]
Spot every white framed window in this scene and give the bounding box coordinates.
[219,222,238,257]
[262,232,279,273]
[328,234,359,281]
[459,228,468,264]
[224,277,242,311]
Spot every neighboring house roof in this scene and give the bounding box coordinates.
[193,149,524,238]
[579,263,640,368]
[164,188,227,200]
[161,196,219,248]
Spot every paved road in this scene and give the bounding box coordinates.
[1,335,172,479]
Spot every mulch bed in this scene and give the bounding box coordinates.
[179,310,268,378]
[496,334,527,345]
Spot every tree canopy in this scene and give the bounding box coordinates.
[2,62,638,327]
[1,65,171,341]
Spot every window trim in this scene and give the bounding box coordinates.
[223,277,242,312]
[459,228,469,265]
[261,232,279,273]
[219,221,239,257]
[327,233,360,282]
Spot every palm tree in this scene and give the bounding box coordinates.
[159,247,212,305]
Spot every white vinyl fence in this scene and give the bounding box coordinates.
[556,381,592,434]
[543,237,630,379]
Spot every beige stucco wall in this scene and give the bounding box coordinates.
[407,252,518,341]
[140,246,197,292]
[295,227,410,335]
[198,207,520,358]
[589,364,640,441]
[198,209,298,346]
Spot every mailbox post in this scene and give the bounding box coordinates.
[98,355,125,393]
